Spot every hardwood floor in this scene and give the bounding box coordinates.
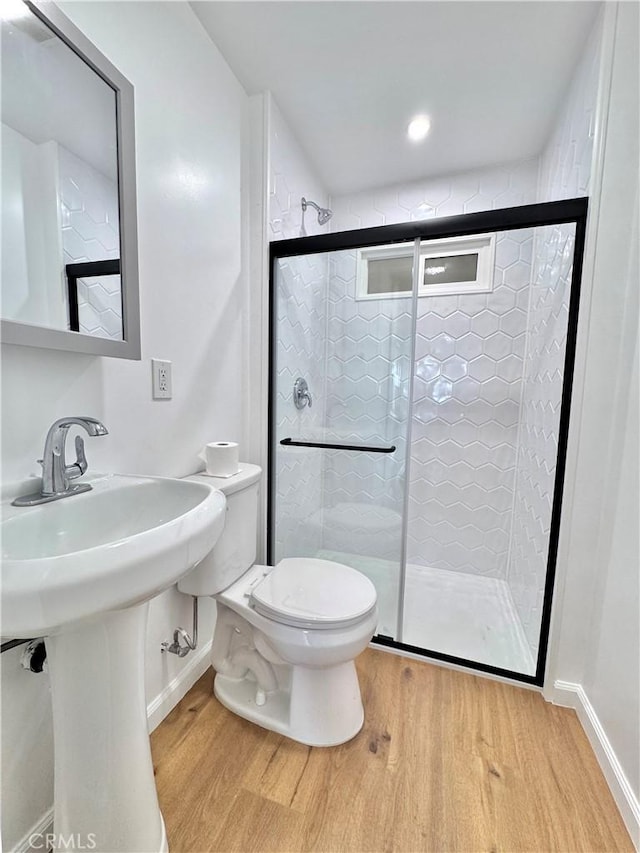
[150,648,633,852]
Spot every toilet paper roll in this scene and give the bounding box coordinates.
[198,441,240,478]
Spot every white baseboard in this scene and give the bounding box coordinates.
[13,807,54,853]
[147,638,213,732]
[554,680,639,850]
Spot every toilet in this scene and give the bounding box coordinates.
[178,464,378,747]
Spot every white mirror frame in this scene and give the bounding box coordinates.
[1,0,141,360]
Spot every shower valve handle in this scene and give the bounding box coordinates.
[293,377,312,410]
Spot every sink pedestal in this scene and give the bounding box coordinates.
[2,472,226,850]
[46,603,167,853]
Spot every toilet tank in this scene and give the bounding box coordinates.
[177,464,262,596]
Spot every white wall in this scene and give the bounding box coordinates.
[0,3,249,849]
[585,320,639,822]
[548,3,639,843]
[1,126,64,329]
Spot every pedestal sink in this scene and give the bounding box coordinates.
[1,473,226,852]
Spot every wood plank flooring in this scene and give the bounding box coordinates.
[150,648,633,852]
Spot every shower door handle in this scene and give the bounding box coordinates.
[280,438,396,454]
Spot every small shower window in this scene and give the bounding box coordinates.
[356,234,495,300]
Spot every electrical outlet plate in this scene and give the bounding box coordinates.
[151,358,172,399]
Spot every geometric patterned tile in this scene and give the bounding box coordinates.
[270,99,332,562]
[59,145,121,340]
[507,222,574,657]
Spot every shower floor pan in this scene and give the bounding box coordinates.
[317,550,534,675]
[403,563,535,675]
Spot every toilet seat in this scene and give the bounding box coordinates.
[250,557,377,630]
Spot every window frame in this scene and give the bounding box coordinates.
[355,233,496,300]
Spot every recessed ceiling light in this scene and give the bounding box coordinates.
[0,0,29,22]
[407,115,431,143]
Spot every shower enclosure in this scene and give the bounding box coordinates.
[268,200,587,684]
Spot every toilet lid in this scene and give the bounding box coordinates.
[250,558,377,630]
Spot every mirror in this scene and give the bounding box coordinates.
[1,0,140,359]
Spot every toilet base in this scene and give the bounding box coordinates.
[214,660,364,747]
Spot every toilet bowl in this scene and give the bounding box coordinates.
[178,465,378,747]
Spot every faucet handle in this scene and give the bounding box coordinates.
[293,377,312,410]
[66,435,88,481]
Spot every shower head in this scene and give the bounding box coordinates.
[301,197,333,226]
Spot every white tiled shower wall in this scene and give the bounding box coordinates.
[407,229,534,578]
[322,248,412,562]
[326,159,539,579]
[330,159,539,232]
[58,145,121,339]
[274,252,327,558]
[507,13,602,655]
[508,222,575,652]
[269,99,330,558]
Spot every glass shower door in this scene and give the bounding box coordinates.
[269,199,587,685]
[271,241,417,639]
[401,222,578,677]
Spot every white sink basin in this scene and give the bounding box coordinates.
[1,473,226,638]
[1,471,226,852]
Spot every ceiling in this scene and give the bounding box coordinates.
[192,1,600,196]
[2,14,118,180]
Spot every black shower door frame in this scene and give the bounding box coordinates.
[268,198,588,687]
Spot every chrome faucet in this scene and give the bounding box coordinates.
[12,416,108,507]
